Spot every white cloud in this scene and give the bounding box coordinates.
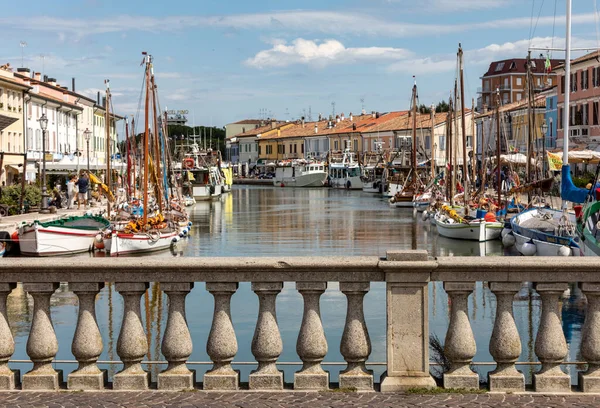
[245,38,413,69]
[383,0,513,11]
[387,58,456,75]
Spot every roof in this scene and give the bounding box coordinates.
[477,95,546,118]
[234,122,287,137]
[363,111,454,133]
[482,58,561,77]
[32,91,84,111]
[554,50,600,71]
[0,75,32,91]
[231,119,263,125]
[258,114,377,141]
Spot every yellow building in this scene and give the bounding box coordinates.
[0,64,30,185]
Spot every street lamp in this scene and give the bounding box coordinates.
[38,113,49,213]
[84,128,92,201]
[541,120,549,173]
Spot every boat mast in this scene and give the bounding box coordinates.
[105,79,111,217]
[125,117,130,199]
[526,51,533,185]
[430,106,435,180]
[563,0,572,183]
[131,118,137,200]
[412,80,417,189]
[150,73,163,211]
[448,97,454,204]
[471,98,477,187]
[143,53,150,225]
[496,89,502,212]
[459,44,469,213]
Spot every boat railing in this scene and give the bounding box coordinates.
[1,251,599,392]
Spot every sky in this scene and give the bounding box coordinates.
[2,0,600,129]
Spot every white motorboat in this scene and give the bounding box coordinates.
[435,217,503,242]
[108,229,178,257]
[362,166,385,193]
[274,161,327,187]
[328,149,363,190]
[18,215,110,256]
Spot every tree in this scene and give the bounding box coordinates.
[418,104,431,114]
[435,100,450,113]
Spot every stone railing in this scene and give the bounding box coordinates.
[0,250,598,392]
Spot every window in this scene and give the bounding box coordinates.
[495,62,505,72]
[583,104,589,125]
[595,67,600,87]
[439,136,446,150]
[571,72,578,92]
[509,61,516,70]
[516,93,522,101]
[293,144,297,154]
[530,61,536,69]
[561,75,565,94]
[27,128,33,150]
[35,129,41,150]
[516,77,522,86]
[301,143,304,154]
[258,145,261,155]
[353,138,358,151]
[582,70,589,90]
[466,136,472,148]
[595,102,599,126]
[334,141,339,150]
[559,108,563,129]
[283,145,286,154]
[504,78,509,88]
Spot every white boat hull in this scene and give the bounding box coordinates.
[384,183,403,198]
[329,175,363,190]
[19,224,99,256]
[513,230,582,256]
[109,230,177,256]
[274,172,327,187]
[435,219,503,242]
[192,185,222,201]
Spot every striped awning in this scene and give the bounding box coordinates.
[0,114,18,132]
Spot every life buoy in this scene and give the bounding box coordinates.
[183,158,195,169]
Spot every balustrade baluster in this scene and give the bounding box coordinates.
[488,282,524,392]
[443,282,478,389]
[339,282,373,391]
[22,283,61,390]
[158,283,194,390]
[114,283,149,390]
[533,283,570,392]
[68,283,106,390]
[249,282,283,390]
[0,283,17,390]
[579,283,600,392]
[205,282,239,390]
[294,282,328,390]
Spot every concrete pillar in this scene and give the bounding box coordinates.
[22,282,62,390]
[380,250,436,392]
[533,283,570,392]
[488,282,524,392]
[294,282,328,390]
[443,282,479,390]
[339,282,372,391]
[114,283,149,390]
[580,283,600,392]
[249,282,283,390]
[0,283,18,390]
[158,283,194,390]
[68,283,107,390]
[204,282,239,390]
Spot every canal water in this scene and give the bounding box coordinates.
[8,186,585,386]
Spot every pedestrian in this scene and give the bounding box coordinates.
[66,175,76,209]
[76,172,89,210]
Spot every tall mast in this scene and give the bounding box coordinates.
[105,79,111,217]
[125,117,130,199]
[471,98,477,187]
[448,97,454,204]
[526,51,533,184]
[496,89,502,212]
[459,44,469,213]
[143,53,150,225]
[452,80,458,203]
[430,105,435,180]
[411,80,417,187]
[151,74,163,211]
[563,0,572,166]
[131,118,137,200]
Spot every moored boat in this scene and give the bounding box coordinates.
[328,149,363,189]
[273,160,327,187]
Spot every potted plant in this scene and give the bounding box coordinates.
[0,102,3,109]
[18,106,22,113]
[7,105,12,111]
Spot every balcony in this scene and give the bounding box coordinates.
[1,253,600,394]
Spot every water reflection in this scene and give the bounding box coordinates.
[8,186,588,385]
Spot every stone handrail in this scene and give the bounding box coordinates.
[0,250,598,392]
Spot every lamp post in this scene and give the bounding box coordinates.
[38,113,49,213]
[84,128,92,201]
[541,120,549,174]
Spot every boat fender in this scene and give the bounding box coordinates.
[521,242,537,256]
[188,221,193,227]
[422,210,429,221]
[346,180,351,189]
[502,233,515,248]
[172,236,180,243]
[10,231,18,243]
[182,229,188,236]
[94,234,105,250]
[179,232,185,238]
[557,246,571,256]
[501,228,512,239]
[280,183,285,187]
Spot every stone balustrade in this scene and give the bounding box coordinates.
[0,251,599,392]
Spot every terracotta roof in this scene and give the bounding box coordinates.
[554,50,600,71]
[0,75,31,90]
[258,114,377,141]
[363,111,454,133]
[482,58,560,77]
[477,95,545,118]
[234,122,287,137]
[33,91,84,110]
[232,119,262,125]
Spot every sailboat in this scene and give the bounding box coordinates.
[106,53,179,256]
[508,2,585,256]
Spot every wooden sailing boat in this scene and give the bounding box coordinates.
[107,53,178,256]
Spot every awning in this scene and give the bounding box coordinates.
[6,164,36,173]
[0,114,18,132]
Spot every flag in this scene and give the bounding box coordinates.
[547,151,563,171]
[545,55,552,73]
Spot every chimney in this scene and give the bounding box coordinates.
[314,123,318,133]
[72,78,76,92]
[372,111,376,118]
[376,112,380,119]
[353,123,357,131]
[318,113,322,121]
[341,113,345,121]
[102,96,107,107]
[17,67,30,76]
[97,91,101,105]
[48,78,57,86]
[301,117,305,127]
[34,72,41,81]
[350,112,353,122]
[43,75,48,82]
[336,115,340,123]
[270,119,276,129]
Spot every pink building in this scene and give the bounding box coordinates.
[556,51,600,149]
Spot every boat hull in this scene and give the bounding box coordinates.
[273,172,327,187]
[329,175,363,190]
[435,218,503,242]
[19,224,99,256]
[109,230,177,256]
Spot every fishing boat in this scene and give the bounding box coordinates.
[362,150,385,193]
[579,200,600,256]
[435,217,503,242]
[328,149,363,189]
[181,145,224,201]
[273,160,327,187]
[18,215,110,256]
[106,53,178,256]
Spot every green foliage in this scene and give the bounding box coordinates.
[435,100,450,113]
[573,172,596,188]
[418,104,431,114]
[0,184,42,214]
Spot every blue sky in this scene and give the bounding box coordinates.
[1,0,599,128]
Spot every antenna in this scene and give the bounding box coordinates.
[360,98,365,114]
[40,54,46,78]
[308,106,312,122]
[331,101,336,118]
[19,41,27,68]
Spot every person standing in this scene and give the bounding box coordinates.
[76,172,89,210]
[66,176,75,209]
